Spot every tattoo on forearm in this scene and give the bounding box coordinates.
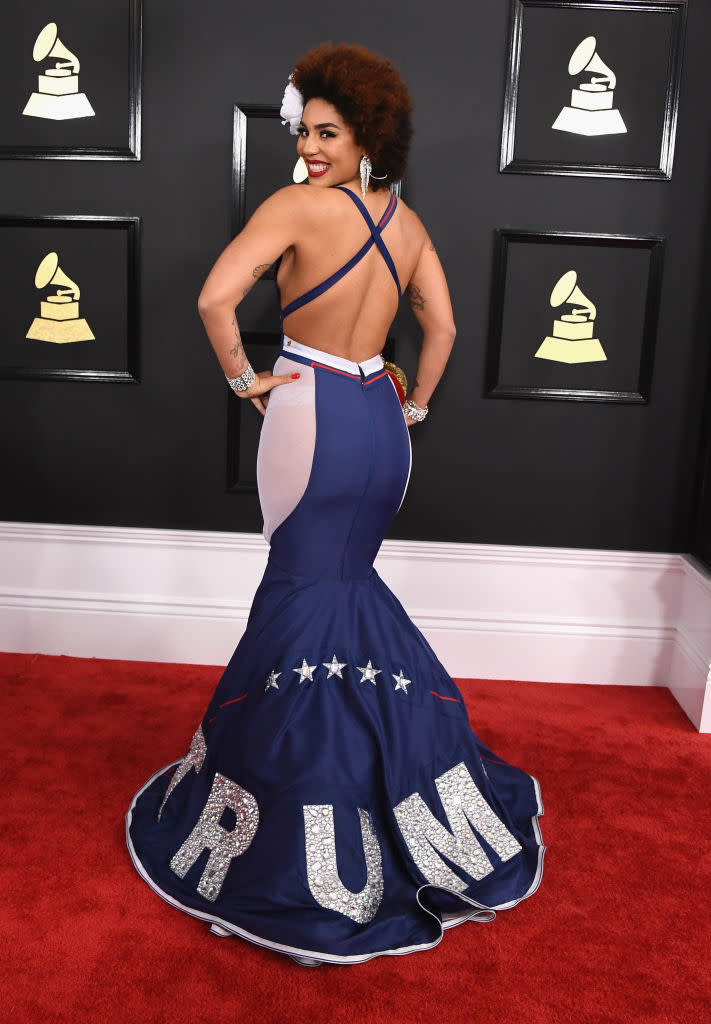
[229,317,246,368]
[407,283,425,311]
[414,378,422,388]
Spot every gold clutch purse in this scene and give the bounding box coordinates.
[383,361,407,405]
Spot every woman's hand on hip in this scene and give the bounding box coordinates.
[239,369,301,415]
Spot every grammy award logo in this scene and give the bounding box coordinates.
[26,252,95,343]
[552,36,626,137]
[22,23,95,120]
[535,270,606,364]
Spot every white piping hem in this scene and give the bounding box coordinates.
[387,374,413,514]
[125,762,546,966]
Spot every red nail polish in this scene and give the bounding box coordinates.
[292,373,300,379]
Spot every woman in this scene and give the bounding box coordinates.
[126,43,544,966]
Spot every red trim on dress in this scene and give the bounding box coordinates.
[430,690,461,703]
[218,694,248,708]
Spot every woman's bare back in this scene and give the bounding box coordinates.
[198,179,454,417]
[277,186,427,362]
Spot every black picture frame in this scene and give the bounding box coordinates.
[227,106,292,493]
[232,105,285,251]
[0,214,141,382]
[500,0,687,180]
[485,228,664,403]
[0,0,142,161]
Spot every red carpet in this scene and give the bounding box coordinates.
[3,652,710,1024]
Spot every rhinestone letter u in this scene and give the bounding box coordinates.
[303,804,384,924]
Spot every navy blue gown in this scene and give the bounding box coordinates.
[126,187,544,965]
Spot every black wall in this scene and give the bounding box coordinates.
[2,0,710,553]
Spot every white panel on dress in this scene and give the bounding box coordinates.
[257,356,316,542]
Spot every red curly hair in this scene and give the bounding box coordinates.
[291,43,413,190]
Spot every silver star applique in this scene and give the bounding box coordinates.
[322,654,347,679]
[392,669,411,694]
[293,658,317,684]
[264,670,281,692]
[357,660,381,685]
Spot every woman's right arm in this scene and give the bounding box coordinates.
[197,187,304,412]
[402,237,457,424]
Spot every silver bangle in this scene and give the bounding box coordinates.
[403,397,428,422]
[226,363,255,393]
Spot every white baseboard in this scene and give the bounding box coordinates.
[1,521,709,731]
[669,556,711,732]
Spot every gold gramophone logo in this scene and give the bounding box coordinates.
[535,270,606,365]
[552,36,626,137]
[26,252,95,344]
[22,23,95,120]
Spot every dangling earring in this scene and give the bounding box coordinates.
[360,155,372,200]
[359,155,388,198]
[293,156,308,183]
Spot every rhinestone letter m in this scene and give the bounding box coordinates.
[393,762,522,891]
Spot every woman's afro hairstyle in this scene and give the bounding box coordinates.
[291,43,413,190]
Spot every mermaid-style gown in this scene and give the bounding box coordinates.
[126,187,544,964]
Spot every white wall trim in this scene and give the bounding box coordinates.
[1,521,709,731]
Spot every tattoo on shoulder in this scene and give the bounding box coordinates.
[429,241,436,252]
[238,264,270,303]
[406,282,426,311]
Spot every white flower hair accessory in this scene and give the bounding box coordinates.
[280,76,304,135]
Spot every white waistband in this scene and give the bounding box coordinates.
[282,336,384,377]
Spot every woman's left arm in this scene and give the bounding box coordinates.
[197,187,302,413]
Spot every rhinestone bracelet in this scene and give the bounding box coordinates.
[226,363,256,393]
[403,397,428,422]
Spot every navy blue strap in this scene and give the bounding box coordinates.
[281,189,400,322]
[336,187,401,299]
[280,237,375,321]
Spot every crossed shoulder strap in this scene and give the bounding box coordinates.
[280,188,401,322]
